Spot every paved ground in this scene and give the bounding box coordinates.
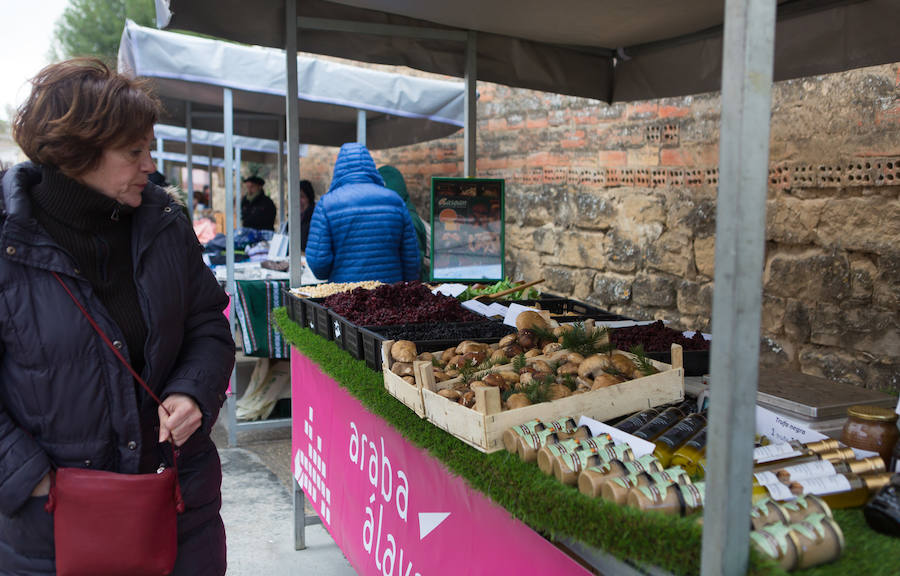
[212,419,357,575]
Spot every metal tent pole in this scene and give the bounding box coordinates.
[234,147,242,229]
[156,136,165,176]
[185,101,194,218]
[278,120,286,228]
[223,87,238,449]
[700,1,776,574]
[464,30,477,177]
[286,0,302,289]
[356,109,366,146]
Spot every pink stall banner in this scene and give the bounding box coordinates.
[291,350,591,576]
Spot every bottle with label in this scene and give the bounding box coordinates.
[599,467,690,505]
[626,481,706,516]
[613,408,660,434]
[652,413,708,467]
[553,442,634,485]
[516,424,591,463]
[536,433,612,475]
[758,472,893,509]
[752,447,855,475]
[632,406,687,442]
[753,456,885,487]
[501,417,578,453]
[669,427,707,477]
[752,438,840,466]
[578,454,663,498]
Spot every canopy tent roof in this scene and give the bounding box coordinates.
[156,0,900,102]
[119,19,466,148]
[152,124,308,164]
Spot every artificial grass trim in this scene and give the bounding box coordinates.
[274,308,895,576]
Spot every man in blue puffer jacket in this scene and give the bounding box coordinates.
[306,143,421,282]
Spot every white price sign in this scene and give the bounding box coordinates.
[755,405,828,445]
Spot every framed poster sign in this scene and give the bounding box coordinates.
[430,178,505,282]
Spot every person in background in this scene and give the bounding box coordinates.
[299,179,316,252]
[0,58,233,575]
[378,165,429,280]
[306,143,420,282]
[240,175,276,230]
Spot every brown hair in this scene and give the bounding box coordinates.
[12,57,161,177]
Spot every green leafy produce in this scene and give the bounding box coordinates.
[457,278,541,301]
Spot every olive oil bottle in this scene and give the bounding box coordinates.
[756,472,893,509]
[752,439,840,465]
[651,412,707,467]
[669,427,707,477]
[632,406,687,441]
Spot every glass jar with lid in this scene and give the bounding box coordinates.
[839,405,899,466]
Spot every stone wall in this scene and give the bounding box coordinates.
[299,63,900,392]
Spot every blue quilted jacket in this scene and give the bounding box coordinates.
[306,143,420,282]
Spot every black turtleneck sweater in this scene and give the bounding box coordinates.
[29,166,148,375]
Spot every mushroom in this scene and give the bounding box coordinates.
[391,362,415,377]
[578,354,613,381]
[416,351,434,363]
[391,340,417,363]
[402,376,416,385]
[591,373,624,390]
[524,349,542,358]
[490,349,510,364]
[517,372,536,388]
[469,380,487,388]
[438,389,461,400]
[461,350,488,366]
[457,341,489,355]
[542,342,562,356]
[498,333,519,348]
[459,391,476,408]
[516,310,549,332]
[517,329,539,350]
[441,347,457,364]
[505,393,532,410]
[502,343,524,358]
[528,359,552,374]
[610,354,637,379]
[575,376,593,391]
[557,362,580,376]
[497,371,520,385]
[547,383,573,401]
[554,324,574,338]
[433,370,450,382]
[482,373,506,388]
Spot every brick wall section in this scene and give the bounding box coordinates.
[298,63,900,392]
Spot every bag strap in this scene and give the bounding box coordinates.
[52,271,185,510]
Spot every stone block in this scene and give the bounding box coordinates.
[766,197,825,245]
[543,266,577,295]
[762,295,786,335]
[798,345,869,388]
[590,274,632,307]
[667,192,717,237]
[815,196,900,253]
[677,280,713,316]
[759,335,799,369]
[646,231,694,277]
[605,232,641,273]
[506,225,536,250]
[783,300,811,342]
[532,225,558,254]
[874,251,900,308]
[557,231,606,269]
[632,274,677,308]
[693,236,716,278]
[764,250,850,302]
[849,254,877,301]
[573,191,618,230]
[810,303,899,357]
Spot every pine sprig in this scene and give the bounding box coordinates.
[630,344,659,376]
[560,322,612,356]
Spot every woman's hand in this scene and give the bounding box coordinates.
[158,393,203,446]
[31,473,50,497]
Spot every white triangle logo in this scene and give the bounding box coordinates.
[418,512,450,540]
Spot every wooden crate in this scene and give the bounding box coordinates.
[418,345,686,453]
[381,340,428,418]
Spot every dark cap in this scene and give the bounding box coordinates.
[243,175,265,186]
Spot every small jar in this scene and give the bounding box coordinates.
[790,513,845,570]
[750,523,799,571]
[840,405,900,466]
[750,498,790,531]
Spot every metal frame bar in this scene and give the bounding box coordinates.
[287,0,302,289]
[234,147,242,229]
[701,0,776,574]
[464,30,477,177]
[356,109,366,145]
[298,16,467,42]
[223,87,238,448]
[278,121,286,228]
[185,101,194,218]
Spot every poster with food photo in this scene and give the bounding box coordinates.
[430,178,505,281]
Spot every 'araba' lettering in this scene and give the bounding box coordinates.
[396,470,408,521]
[368,441,378,487]
[349,422,359,464]
[381,438,393,503]
[381,534,396,576]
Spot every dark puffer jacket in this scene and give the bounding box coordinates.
[305,143,420,282]
[0,163,234,573]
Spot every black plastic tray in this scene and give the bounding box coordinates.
[355,321,516,371]
[504,298,632,323]
[646,349,709,377]
[283,288,306,326]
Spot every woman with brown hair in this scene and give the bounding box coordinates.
[0,58,233,574]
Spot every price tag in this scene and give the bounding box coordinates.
[485,302,509,318]
[503,303,539,328]
[755,405,828,445]
[461,299,493,316]
[432,283,468,298]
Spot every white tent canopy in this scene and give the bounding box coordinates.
[153,124,308,163]
[119,19,466,149]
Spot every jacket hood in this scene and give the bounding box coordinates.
[328,143,384,193]
[378,165,409,203]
